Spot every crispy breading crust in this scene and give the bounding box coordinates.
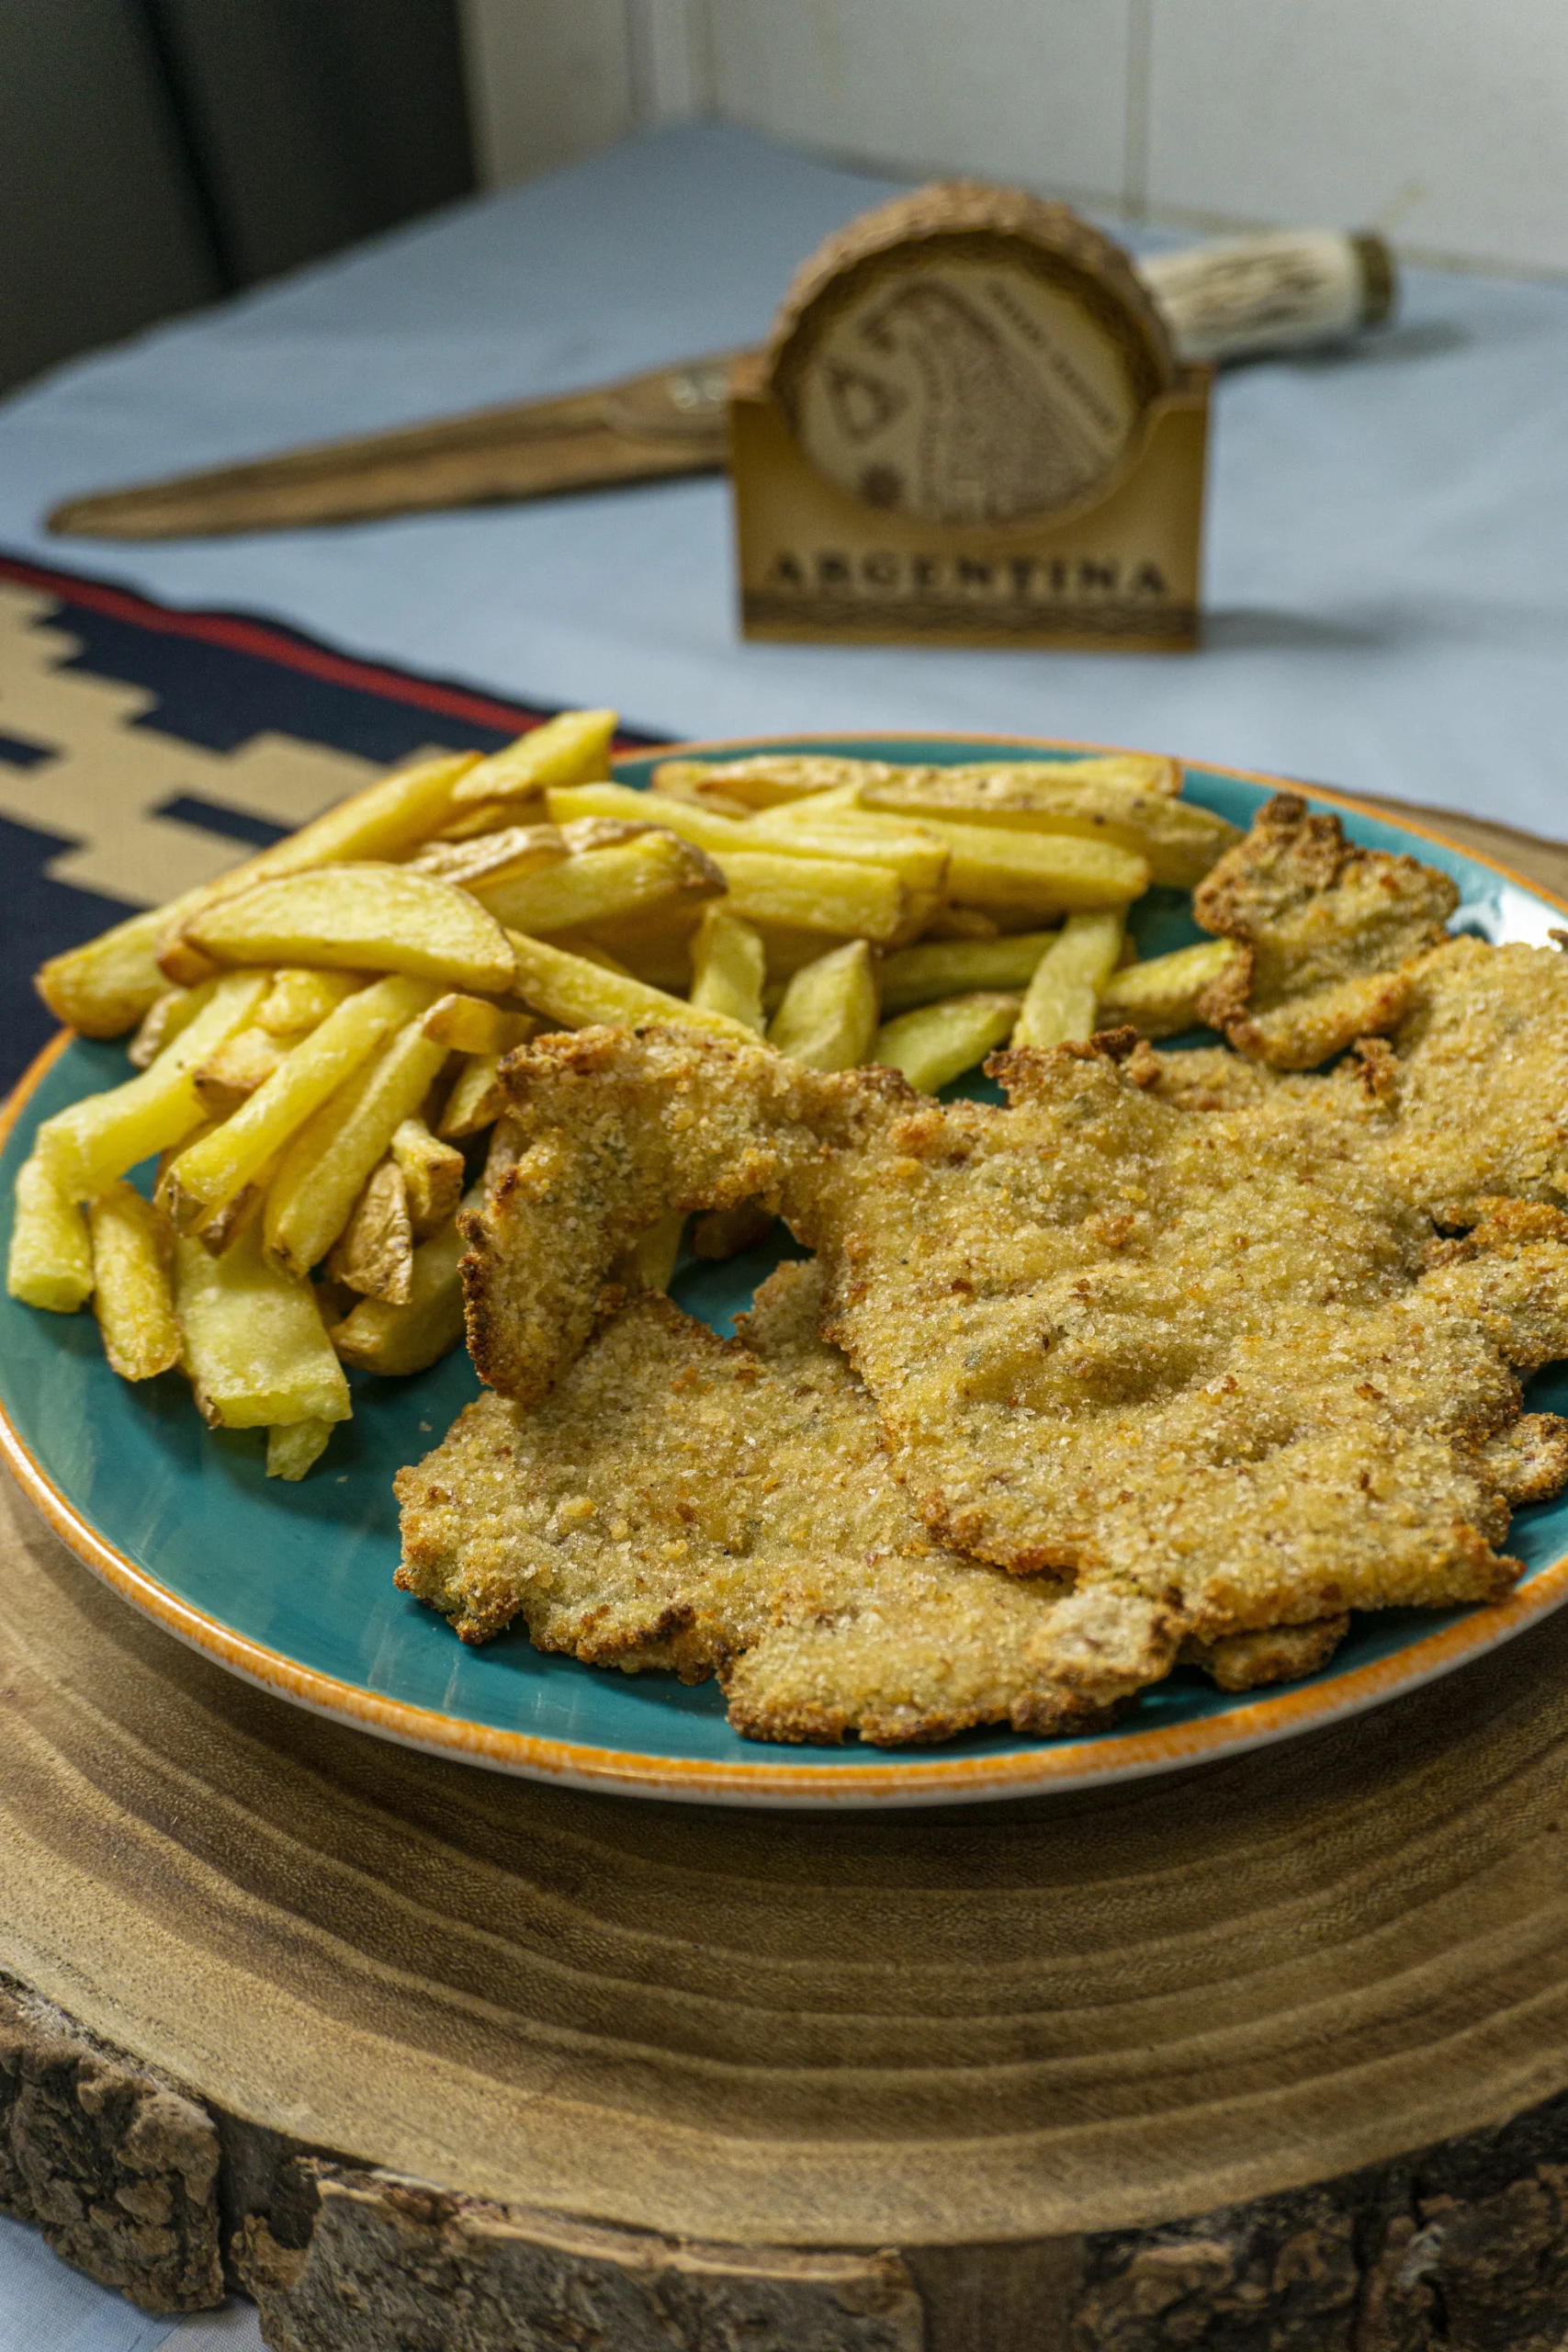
[1192,793,1459,1068]
[457,1024,1568,1723]
[397,1266,1176,1744]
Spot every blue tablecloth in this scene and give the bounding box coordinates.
[4,114,1568,2344]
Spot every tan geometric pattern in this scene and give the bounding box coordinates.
[0,582,452,909]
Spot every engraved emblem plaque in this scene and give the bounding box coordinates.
[731,182,1210,653]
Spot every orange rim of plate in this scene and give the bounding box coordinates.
[6,736,1568,1809]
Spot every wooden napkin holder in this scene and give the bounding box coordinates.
[728,184,1211,653]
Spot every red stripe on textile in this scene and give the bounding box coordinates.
[0,552,554,734]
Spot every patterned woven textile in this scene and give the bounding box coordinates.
[0,549,660,1090]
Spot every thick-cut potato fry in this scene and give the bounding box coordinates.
[479,830,722,936]
[448,709,617,807]
[548,780,743,854]
[689,905,766,1033]
[421,992,536,1057]
[193,1024,284,1115]
[1013,910,1126,1047]
[265,1014,449,1278]
[328,1158,413,1303]
[746,805,950,901]
[35,908,172,1040]
[409,822,568,891]
[37,969,269,1204]
[873,991,1021,1094]
[330,1210,468,1375]
[87,1182,179,1379]
[652,753,901,808]
[129,983,211,1070]
[39,755,479,1035]
[566,901,705,991]
[504,931,757,1042]
[558,815,657,854]
[172,864,516,995]
[438,1051,506,1139]
[879,932,1058,1014]
[164,974,434,1234]
[767,940,880,1070]
[861,767,1236,888]
[552,781,947,909]
[895,817,1147,916]
[197,1168,271,1260]
[716,850,908,944]
[6,1155,94,1311]
[925,907,1000,940]
[390,1117,464,1236]
[174,1222,351,1430]
[255,968,366,1035]
[1097,937,1249,1038]
[266,1418,335,1480]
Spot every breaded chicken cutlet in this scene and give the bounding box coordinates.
[1145,933,1568,1228]
[1192,792,1460,1068]
[457,1022,1568,1724]
[398,1260,1346,1740]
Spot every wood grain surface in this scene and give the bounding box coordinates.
[6,797,1568,2348]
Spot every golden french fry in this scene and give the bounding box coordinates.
[6,1154,94,1311]
[652,752,901,808]
[164,974,434,1234]
[437,1051,506,1139]
[192,1024,285,1116]
[255,968,367,1035]
[420,992,536,1057]
[873,991,1022,1094]
[174,1222,351,1430]
[690,905,766,1033]
[86,1182,179,1379]
[1013,910,1127,1047]
[266,1418,335,1480]
[409,821,569,891]
[327,1158,413,1303]
[129,982,213,1070]
[892,818,1147,917]
[1096,937,1249,1038]
[558,815,658,854]
[716,851,908,943]
[768,939,880,1070]
[38,754,479,1037]
[330,1209,468,1375]
[565,900,705,991]
[924,908,1000,940]
[36,968,270,1204]
[548,780,743,854]
[862,766,1236,888]
[35,908,172,1039]
[879,932,1058,1014]
[197,1169,271,1261]
[264,1012,450,1278]
[172,864,516,995]
[505,930,758,1043]
[745,805,951,900]
[448,709,617,807]
[390,1116,465,1237]
[478,830,723,936]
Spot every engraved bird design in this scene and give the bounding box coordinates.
[857,278,1105,522]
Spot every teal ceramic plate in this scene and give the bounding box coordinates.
[5,735,1568,1808]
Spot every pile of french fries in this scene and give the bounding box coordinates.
[6,708,1246,1476]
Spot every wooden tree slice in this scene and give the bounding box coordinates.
[6,799,1568,2348]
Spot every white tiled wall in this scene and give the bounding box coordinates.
[458,0,1568,274]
